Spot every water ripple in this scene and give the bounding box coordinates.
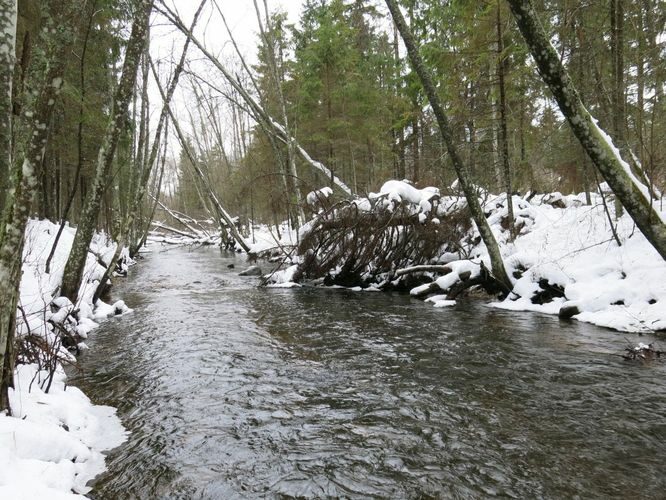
[69,247,666,499]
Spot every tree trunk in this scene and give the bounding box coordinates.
[149,59,251,253]
[496,0,515,237]
[0,42,66,411]
[385,0,512,291]
[125,0,204,255]
[156,2,354,198]
[506,0,666,261]
[0,0,17,217]
[60,0,153,302]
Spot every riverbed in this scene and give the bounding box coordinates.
[71,246,666,498]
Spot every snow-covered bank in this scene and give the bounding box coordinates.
[491,193,666,333]
[1,365,126,499]
[264,180,666,334]
[0,219,129,498]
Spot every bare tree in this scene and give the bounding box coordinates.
[0,5,69,410]
[149,58,251,252]
[60,0,154,302]
[156,1,355,198]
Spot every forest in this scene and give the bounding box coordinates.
[0,0,665,497]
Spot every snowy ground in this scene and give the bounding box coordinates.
[491,192,666,333]
[0,220,128,498]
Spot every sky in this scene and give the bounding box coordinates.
[152,0,305,67]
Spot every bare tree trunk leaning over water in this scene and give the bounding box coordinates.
[384,0,513,292]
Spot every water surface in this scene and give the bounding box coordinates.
[71,246,666,499]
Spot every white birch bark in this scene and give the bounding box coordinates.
[0,0,17,216]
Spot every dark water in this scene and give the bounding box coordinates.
[71,246,666,499]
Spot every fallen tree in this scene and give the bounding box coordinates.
[155,0,355,198]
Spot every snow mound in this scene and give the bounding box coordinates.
[0,364,127,498]
[370,180,440,213]
[306,186,333,206]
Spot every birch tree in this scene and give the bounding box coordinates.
[0,0,17,216]
[505,0,666,261]
[149,58,251,252]
[0,3,70,410]
[385,0,512,291]
[156,1,355,198]
[60,0,153,302]
[93,2,205,302]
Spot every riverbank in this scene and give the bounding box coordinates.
[0,220,128,498]
[264,183,666,334]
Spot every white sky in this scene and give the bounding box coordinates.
[152,0,305,69]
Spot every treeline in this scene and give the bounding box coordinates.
[174,0,664,225]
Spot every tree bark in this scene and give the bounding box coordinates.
[506,0,666,261]
[60,0,153,302]
[384,0,512,291]
[0,0,17,217]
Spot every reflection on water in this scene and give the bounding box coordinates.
[70,247,666,499]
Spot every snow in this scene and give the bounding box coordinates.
[245,221,298,256]
[590,116,664,220]
[425,295,456,308]
[306,186,333,206]
[0,364,126,498]
[1,219,128,498]
[369,180,440,214]
[265,264,299,286]
[484,193,666,332]
[296,178,665,334]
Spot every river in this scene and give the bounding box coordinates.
[70,246,666,499]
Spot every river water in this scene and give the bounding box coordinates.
[70,246,666,499]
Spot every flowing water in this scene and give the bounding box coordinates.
[70,246,666,499]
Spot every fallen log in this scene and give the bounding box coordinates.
[396,265,452,277]
[151,221,199,239]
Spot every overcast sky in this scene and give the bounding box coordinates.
[152,0,305,68]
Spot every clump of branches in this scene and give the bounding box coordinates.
[296,198,471,287]
[622,342,664,361]
[15,300,82,394]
